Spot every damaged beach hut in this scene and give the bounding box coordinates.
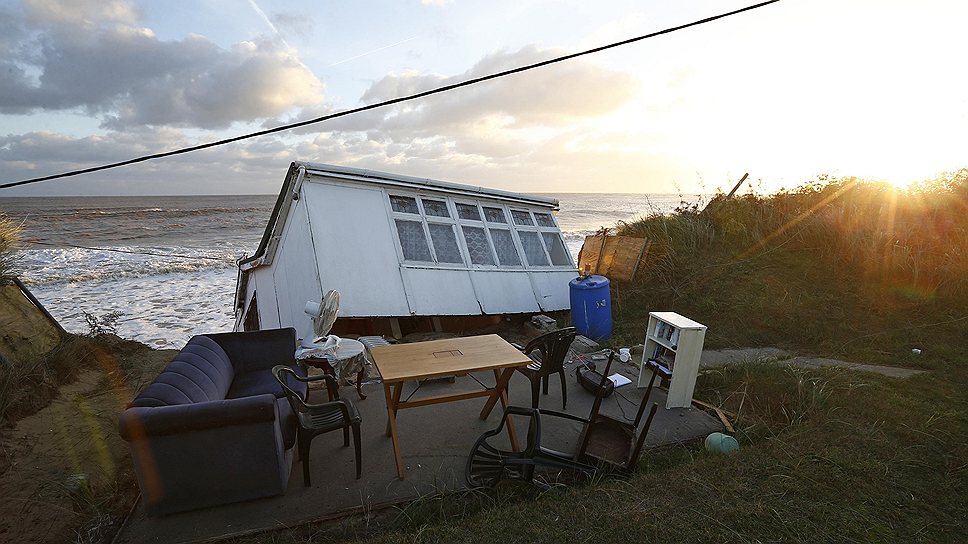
[234,162,576,339]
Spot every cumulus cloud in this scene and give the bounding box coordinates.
[1,0,324,129]
[24,0,139,25]
[270,44,636,140]
[0,41,653,195]
[343,45,636,134]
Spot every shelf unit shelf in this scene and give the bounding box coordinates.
[646,334,677,352]
[637,312,707,409]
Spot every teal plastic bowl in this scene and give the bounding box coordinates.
[704,432,739,454]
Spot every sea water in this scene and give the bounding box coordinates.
[0,193,700,348]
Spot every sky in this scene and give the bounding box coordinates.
[0,0,966,196]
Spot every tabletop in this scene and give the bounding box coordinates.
[369,334,531,383]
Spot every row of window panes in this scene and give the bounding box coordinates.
[390,195,557,227]
[389,195,569,267]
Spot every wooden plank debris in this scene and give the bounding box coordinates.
[692,398,736,433]
[578,232,651,282]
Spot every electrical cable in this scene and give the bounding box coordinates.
[0,0,781,190]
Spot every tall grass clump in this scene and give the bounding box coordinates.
[0,213,20,279]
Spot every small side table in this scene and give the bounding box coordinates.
[298,339,368,400]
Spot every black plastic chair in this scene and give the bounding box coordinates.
[515,327,577,409]
[465,405,596,489]
[273,365,362,486]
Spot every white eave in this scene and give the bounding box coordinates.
[300,162,560,208]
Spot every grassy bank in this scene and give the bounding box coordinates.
[227,173,967,543]
[612,170,968,367]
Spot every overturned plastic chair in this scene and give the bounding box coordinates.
[465,405,596,490]
[467,351,661,488]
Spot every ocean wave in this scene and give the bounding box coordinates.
[68,206,269,218]
[15,246,242,286]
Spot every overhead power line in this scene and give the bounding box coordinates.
[0,0,781,190]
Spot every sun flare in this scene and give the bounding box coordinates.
[885,177,918,191]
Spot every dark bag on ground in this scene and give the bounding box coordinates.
[575,361,614,398]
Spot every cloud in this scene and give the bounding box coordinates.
[0,43,656,196]
[421,0,453,6]
[24,0,139,25]
[347,45,637,134]
[269,44,636,139]
[1,0,324,129]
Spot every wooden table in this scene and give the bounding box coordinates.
[369,334,532,479]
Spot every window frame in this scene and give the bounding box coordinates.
[453,200,500,268]
[384,190,571,271]
[508,208,573,269]
[387,192,465,267]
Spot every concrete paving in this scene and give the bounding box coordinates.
[115,359,722,544]
[700,348,926,378]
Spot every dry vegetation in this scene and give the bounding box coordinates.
[0,213,20,280]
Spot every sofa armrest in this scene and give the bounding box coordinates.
[119,393,278,440]
[203,328,297,374]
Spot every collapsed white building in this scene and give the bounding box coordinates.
[234,162,576,339]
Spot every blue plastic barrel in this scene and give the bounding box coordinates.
[569,275,612,340]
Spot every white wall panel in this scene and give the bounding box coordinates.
[402,267,481,315]
[529,271,574,312]
[273,196,322,338]
[469,270,540,314]
[303,181,410,316]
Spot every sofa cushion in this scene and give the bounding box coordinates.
[130,336,234,407]
[227,364,307,400]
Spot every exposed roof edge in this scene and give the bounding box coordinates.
[238,161,560,274]
[238,162,301,270]
[298,162,560,208]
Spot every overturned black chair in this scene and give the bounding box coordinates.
[467,351,662,488]
[273,365,362,486]
[465,405,596,489]
[514,327,577,409]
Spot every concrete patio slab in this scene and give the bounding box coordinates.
[115,359,722,544]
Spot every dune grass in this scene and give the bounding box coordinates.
[611,170,968,366]
[221,171,967,543]
[0,213,20,280]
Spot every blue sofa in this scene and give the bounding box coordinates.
[119,328,306,516]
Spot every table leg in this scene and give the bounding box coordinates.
[383,382,406,479]
[490,369,520,452]
[385,382,403,437]
[480,367,515,420]
[356,368,367,400]
[321,360,338,401]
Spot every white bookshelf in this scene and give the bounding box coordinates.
[637,311,707,409]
